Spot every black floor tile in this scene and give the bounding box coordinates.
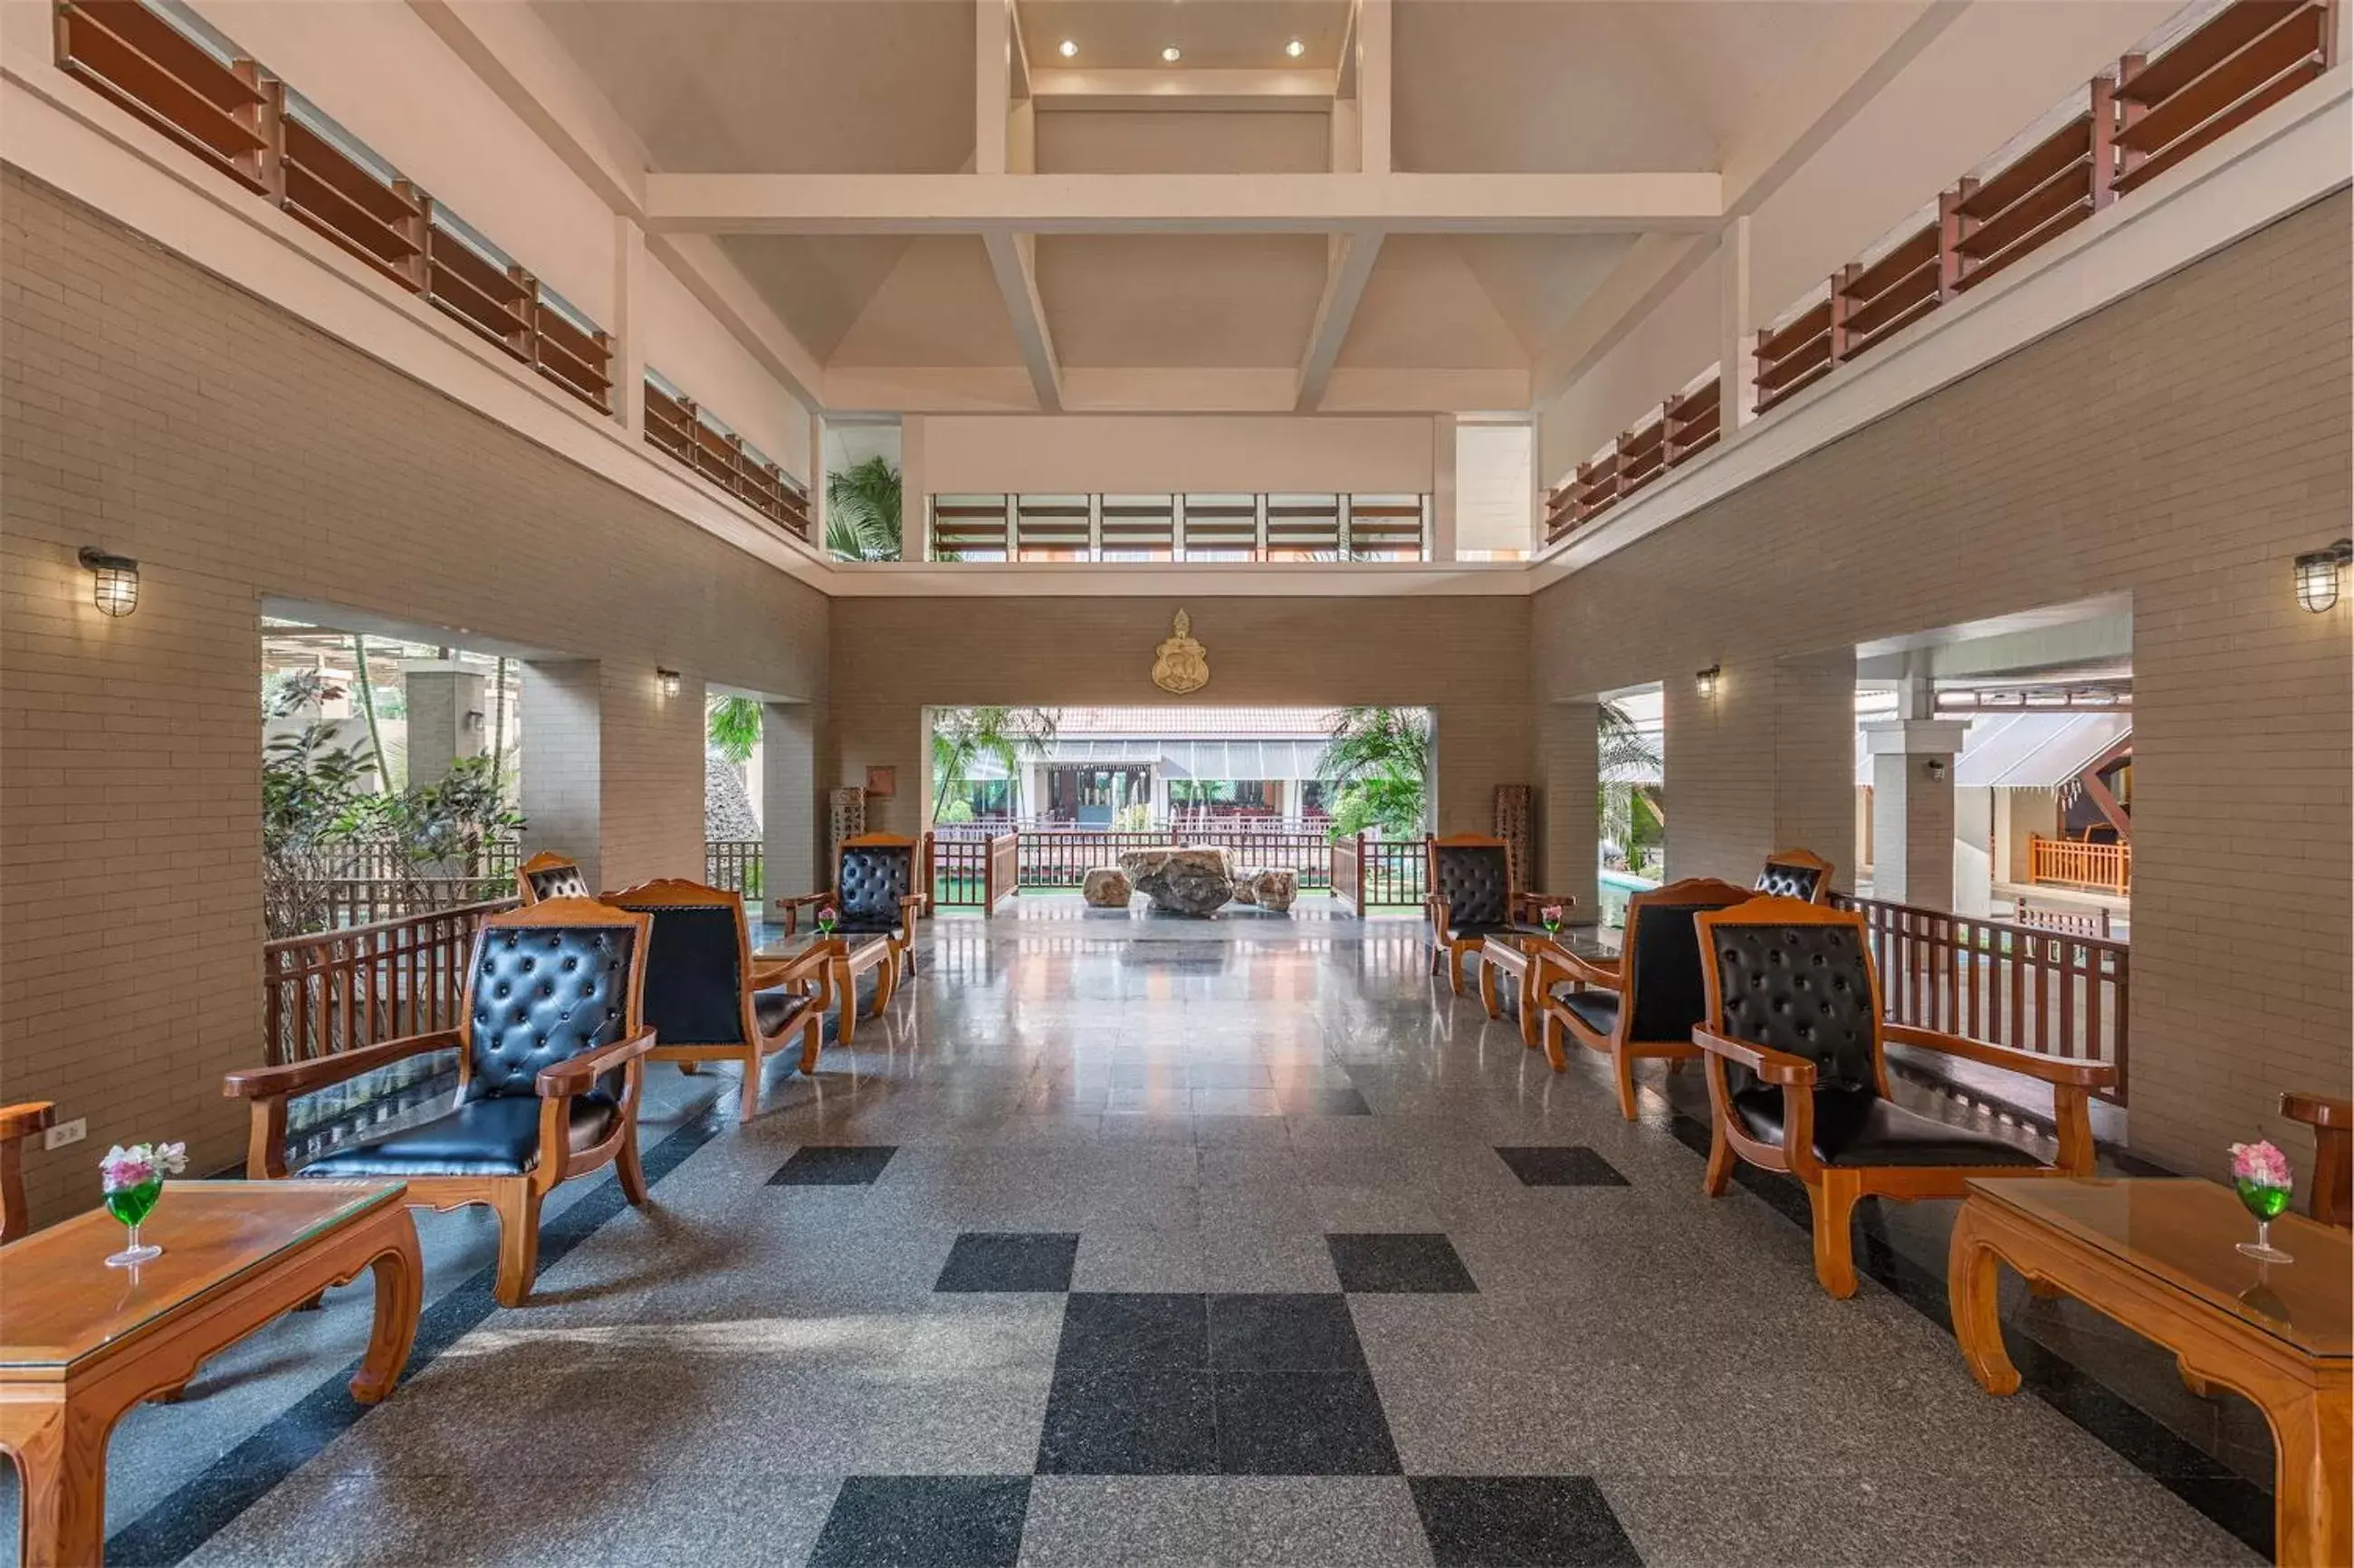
[1056,1292,1210,1368]
[1326,1232,1479,1294]
[1035,1363,1218,1476]
[1208,1293,1369,1372]
[1215,1367,1402,1476]
[1409,1477,1643,1567]
[768,1144,899,1186]
[935,1232,1080,1293]
[808,1476,1030,1568]
[1494,1145,1631,1188]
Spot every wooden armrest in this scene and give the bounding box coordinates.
[1426,895,1451,930]
[1690,1026,1817,1085]
[1883,1024,2117,1090]
[1548,948,1619,990]
[1513,892,1578,914]
[2281,1091,2354,1131]
[0,1101,55,1142]
[224,1032,460,1101]
[536,1028,657,1098]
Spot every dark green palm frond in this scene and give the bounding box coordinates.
[707,694,763,765]
[826,456,903,560]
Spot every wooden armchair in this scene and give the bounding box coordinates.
[1754,848,1834,903]
[607,878,825,1119]
[1690,895,2115,1298]
[1537,877,1750,1117]
[1423,834,1576,996]
[515,850,590,904]
[224,898,655,1307]
[2282,1091,2351,1227]
[775,832,930,997]
[1,1101,55,1242]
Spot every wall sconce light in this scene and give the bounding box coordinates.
[1925,757,1947,783]
[2294,539,2351,613]
[1694,664,1721,701]
[656,668,681,700]
[78,548,139,617]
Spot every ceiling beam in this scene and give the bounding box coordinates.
[982,231,1062,412]
[1029,69,1332,112]
[1294,233,1383,412]
[645,172,1722,235]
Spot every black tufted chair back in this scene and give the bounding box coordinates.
[465,911,641,1097]
[837,844,914,926]
[613,899,746,1047]
[1755,857,1827,902]
[1622,887,1746,1042]
[1704,913,1880,1098]
[1433,844,1511,929]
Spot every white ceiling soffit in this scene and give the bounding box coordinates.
[1853,712,2132,789]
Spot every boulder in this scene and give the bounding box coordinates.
[1249,869,1298,913]
[1081,866,1134,908]
[1118,846,1235,916]
[1229,870,1260,906]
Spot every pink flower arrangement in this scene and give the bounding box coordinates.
[816,904,839,930]
[100,1141,187,1195]
[2230,1139,2293,1192]
[1540,905,1565,928]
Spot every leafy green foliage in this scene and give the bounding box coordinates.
[350,755,522,880]
[932,706,1058,814]
[1318,707,1431,839]
[826,456,903,560]
[707,694,763,765]
[1595,697,1665,877]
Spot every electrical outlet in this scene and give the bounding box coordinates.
[43,1117,87,1151]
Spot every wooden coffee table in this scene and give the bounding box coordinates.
[1949,1177,2350,1567]
[1478,927,1616,1051]
[756,931,894,1048]
[0,1180,420,1567]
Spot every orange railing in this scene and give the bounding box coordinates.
[645,378,810,540]
[1546,0,2338,546]
[2029,836,2134,894]
[263,897,514,1066]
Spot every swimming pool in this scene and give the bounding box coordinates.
[1596,868,1660,928]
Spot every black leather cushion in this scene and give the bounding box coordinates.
[467,923,636,1095]
[752,986,813,1037]
[1708,920,1878,1098]
[1730,1085,2044,1169]
[1623,902,1722,1044]
[618,903,744,1046]
[832,918,903,937]
[1756,863,1824,900]
[525,863,590,902]
[1433,846,1510,929]
[301,1089,620,1178]
[1555,989,1620,1037]
[837,846,913,926]
[1447,919,1545,941]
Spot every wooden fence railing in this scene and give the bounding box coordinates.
[2028,835,2132,894]
[1844,894,2129,1104]
[316,875,509,929]
[1356,837,1428,908]
[1545,0,2339,545]
[1332,835,1363,910]
[705,838,763,896]
[263,897,516,1067]
[929,492,1431,562]
[988,833,1019,907]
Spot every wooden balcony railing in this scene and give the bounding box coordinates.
[263,897,515,1067]
[2028,835,2133,894]
[1844,894,2129,1104]
[644,378,810,540]
[928,832,1020,908]
[928,494,1431,563]
[1545,0,2338,547]
[55,0,617,416]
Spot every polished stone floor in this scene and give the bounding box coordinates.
[13,899,2270,1566]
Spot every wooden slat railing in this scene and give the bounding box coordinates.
[1843,894,2129,1104]
[1332,834,1363,911]
[1545,0,2338,547]
[987,832,1019,908]
[705,838,763,896]
[931,826,1340,894]
[2028,835,2133,894]
[930,833,990,906]
[316,876,509,929]
[1358,839,1428,907]
[263,897,514,1066]
[927,494,1432,563]
[642,378,809,540]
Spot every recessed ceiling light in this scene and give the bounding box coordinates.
[1285,38,1305,57]
[1162,45,1181,62]
[1057,37,1077,57]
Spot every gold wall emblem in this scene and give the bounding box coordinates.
[1151,608,1210,695]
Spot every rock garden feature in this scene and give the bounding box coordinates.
[1081,866,1134,908]
[1118,846,1235,916]
[1247,868,1298,913]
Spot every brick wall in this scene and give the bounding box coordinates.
[0,170,828,1222]
[1532,195,2353,1174]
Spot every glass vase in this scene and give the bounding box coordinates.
[2234,1178,2293,1264]
[104,1177,164,1267]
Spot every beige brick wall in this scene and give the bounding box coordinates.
[1533,194,2353,1175]
[828,595,1536,852]
[0,170,828,1222]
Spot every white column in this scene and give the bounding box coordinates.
[1863,720,1967,907]
[1718,215,1753,434]
[808,410,828,543]
[1430,413,1458,561]
[900,416,929,559]
[975,0,1010,175]
[1356,0,1392,174]
[612,215,647,438]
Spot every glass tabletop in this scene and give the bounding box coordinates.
[1488,925,1620,963]
[1968,1177,2352,1360]
[0,1181,404,1371]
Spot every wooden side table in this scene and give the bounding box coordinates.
[0,1181,420,1567]
[1949,1177,2350,1567]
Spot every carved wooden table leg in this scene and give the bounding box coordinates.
[1516,962,1542,1051]
[349,1214,424,1404]
[2276,1382,2353,1568]
[834,953,856,1048]
[1477,954,1502,1022]
[1947,1200,2024,1396]
[3,1396,104,1568]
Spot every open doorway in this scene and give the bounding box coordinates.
[1597,683,1663,927]
[704,690,765,897]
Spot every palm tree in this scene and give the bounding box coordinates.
[1319,706,1431,839]
[707,693,763,766]
[1597,699,1664,875]
[932,706,1058,819]
[1598,698,1657,780]
[826,455,902,560]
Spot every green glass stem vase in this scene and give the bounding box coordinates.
[104,1177,164,1267]
[2234,1178,2293,1265]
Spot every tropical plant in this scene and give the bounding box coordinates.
[261,715,374,939]
[826,455,903,560]
[932,706,1057,816]
[1596,698,1665,876]
[707,693,763,766]
[348,635,395,789]
[1318,706,1430,840]
[352,755,523,884]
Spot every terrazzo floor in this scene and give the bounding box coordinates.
[7,899,2274,1566]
